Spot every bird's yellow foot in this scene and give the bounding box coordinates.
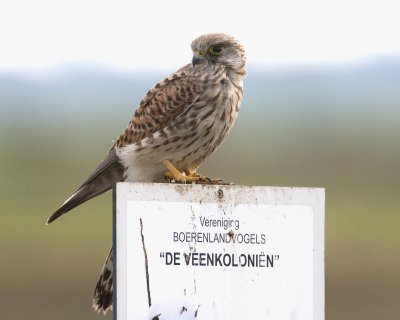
[163,160,224,184]
[163,160,199,183]
[184,172,225,185]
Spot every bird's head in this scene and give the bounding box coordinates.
[191,33,246,74]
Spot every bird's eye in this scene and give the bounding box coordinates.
[209,45,224,55]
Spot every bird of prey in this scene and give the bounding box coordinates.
[47,33,247,314]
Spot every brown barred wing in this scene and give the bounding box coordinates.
[114,64,201,148]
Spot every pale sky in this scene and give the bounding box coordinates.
[0,0,399,72]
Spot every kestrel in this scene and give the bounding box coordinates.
[47,33,247,314]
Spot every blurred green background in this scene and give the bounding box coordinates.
[1,60,399,319]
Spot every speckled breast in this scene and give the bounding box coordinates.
[168,76,243,172]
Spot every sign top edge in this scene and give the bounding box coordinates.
[116,181,325,192]
[115,182,325,207]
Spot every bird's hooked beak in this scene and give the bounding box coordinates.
[192,50,205,67]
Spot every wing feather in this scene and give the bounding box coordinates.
[47,149,123,224]
[48,64,198,223]
[115,64,199,147]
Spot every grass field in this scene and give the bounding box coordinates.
[1,62,399,319]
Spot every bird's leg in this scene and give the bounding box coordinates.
[163,160,200,183]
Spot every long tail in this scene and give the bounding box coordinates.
[47,149,123,224]
[93,248,114,314]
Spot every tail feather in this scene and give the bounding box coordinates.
[93,248,114,314]
[47,149,121,314]
[47,149,124,224]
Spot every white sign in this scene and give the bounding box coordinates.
[114,183,324,320]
